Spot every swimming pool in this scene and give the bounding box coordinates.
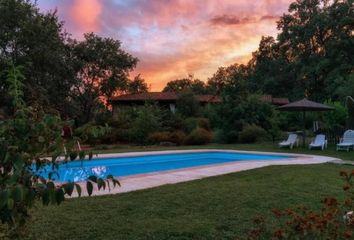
[38,151,292,182]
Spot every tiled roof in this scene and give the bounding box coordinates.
[272,98,289,105]
[110,92,222,103]
[260,95,289,105]
[110,92,288,105]
[260,95,272,103]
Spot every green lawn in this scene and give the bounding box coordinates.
[93,142,354,161]
[26,164,354,240]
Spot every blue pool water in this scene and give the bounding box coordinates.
[38,151,291,182]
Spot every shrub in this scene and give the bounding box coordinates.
[185,128,212,145]
[322,100,348,130]
[147,132,171,144]
[245,170,354,240]
[128,104,162,144]
[74,122,111,144]
[182,117,198,133]
[0,64,119,237]
[147,131,186,145]
[169,130,186,145]
[182,117,211,133]
[197,118,211,130]
[239,124,267,143]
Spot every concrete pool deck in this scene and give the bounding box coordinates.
[70,149,339,197]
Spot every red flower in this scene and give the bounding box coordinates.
[273,229,285,239]
[344,230,353,239]
[323,197,338,207]
[272,208,283,218]
[253,216,265,224]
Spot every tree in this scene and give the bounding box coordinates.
[129,103,162,144]
[0,0,75,114]
[176,91,201,117]
[249,0,354,101]
[163,76,207,94]
[70,33,138,124]
[126,74,149,94]
[207,64,250,96]
[248,37,296,98]
[0,65,119,237]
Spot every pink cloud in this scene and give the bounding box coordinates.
[37,0,294,90]
[70,0,102,33]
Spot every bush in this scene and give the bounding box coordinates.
[239,124,267,143]
[182,117,211,133]
[197,118,211,130]
[74,122,111,144]
[169,130,186,145]
[322,100,348,130]
[185,128,212,145]
[246,170,354,239]
[128,104,162,144]
[212,129,239,143]
[182,117,198,133]
[147,131,186,145]
[147,132,171,144]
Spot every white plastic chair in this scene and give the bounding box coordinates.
[279,133,298,149]
[337,130,354,152]
[309,134,327,150]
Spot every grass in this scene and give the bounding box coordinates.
[26,163,354,240]
[92,142,354,161]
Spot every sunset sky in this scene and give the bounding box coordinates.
[37,0,293,90]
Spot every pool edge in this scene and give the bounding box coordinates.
[67,149,339,198]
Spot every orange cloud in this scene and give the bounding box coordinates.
[70,0,102,33]
[39,0,294,90]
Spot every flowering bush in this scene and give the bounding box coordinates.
[245,170,354,240]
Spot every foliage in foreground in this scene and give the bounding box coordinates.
[246,170,354,240]
[0,65,119,238]
[21,164,352,240]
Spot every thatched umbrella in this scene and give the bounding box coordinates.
[277,98,334,146]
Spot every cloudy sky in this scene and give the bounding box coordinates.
[37,0,293,90]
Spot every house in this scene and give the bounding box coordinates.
[110,92,222,114]
[260,95,290,106]
[109,92,289,114]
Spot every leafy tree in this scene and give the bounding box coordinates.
[129,103,162,144]
[70,33,138,123]
[0,0,75,113]
[248,37,295,98]
[249,0,354,101]
[126,74,149,94]
[211,94,277,143]
[0,65,119,237]
[207,64,249,96]
[163,76,207,94]
[176,92,201,117]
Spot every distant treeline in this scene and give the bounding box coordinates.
[0,0,353,125]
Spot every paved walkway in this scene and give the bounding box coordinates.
[70,149,339,197]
